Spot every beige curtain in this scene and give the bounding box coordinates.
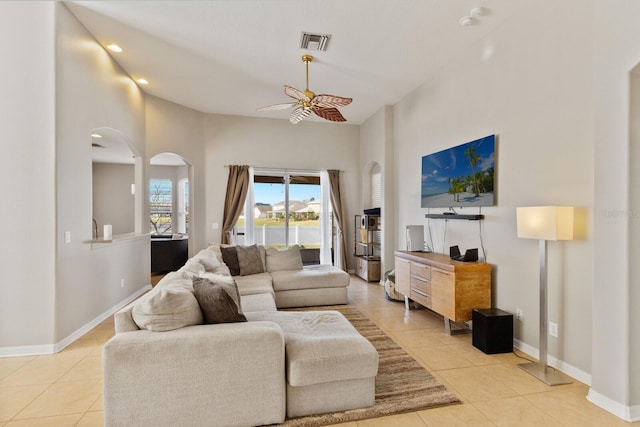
[221,165,250,244]
[328,170,348,272]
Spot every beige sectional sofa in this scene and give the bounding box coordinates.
[103,245,378,427]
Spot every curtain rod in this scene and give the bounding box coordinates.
[224,165,343,172]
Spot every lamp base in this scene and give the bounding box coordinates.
[519,362,573,386]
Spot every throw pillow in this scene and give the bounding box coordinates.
[236,244,265,276]
[220,246,240,276]
[195,249,221,272]
[192,277,247,324]
[265,245,304,272]
[181,260,205,280]
[132,287,203,332]
[193,275,244,313]
[258,245,267,270]
[199,271,235,286]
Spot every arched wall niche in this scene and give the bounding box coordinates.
[91,127,144,238]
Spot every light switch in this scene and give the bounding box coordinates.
[65,231,71,243]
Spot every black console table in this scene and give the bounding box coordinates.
[151,237,188,273]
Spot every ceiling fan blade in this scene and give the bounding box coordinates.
[314,94,353,108]
[257,102,298,111]
[313,107,347,122]
[290,106,311,124]
[284,85,310,101]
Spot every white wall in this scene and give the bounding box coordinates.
[590,0,640,418]
[92,163,135,235]
[145,95,206,253]
[393,0,594,380]
[0,2,56,350]
[204,115,360,269]
[360,106,394,275]
[630,66,640,413]
[54,3,148,343]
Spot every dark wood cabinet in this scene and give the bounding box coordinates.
[151,237,188,273]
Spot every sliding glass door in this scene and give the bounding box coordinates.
[234,170,332,264]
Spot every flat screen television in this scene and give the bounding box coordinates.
[421,134,496,208]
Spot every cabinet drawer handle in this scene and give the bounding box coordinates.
[411,275,429,283]
[413,288,429,298]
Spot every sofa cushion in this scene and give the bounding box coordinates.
[193,277,247,324]
[131,287,203,332]
[236,244,265,276]
[234,272,275,297]
[220,246,240,276]
[266,245,303,272]
[245,311,378,387]
[241,292,278,312]
[270,265,350,291]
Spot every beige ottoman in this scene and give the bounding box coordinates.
[245,310,379,418]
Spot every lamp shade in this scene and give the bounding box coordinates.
[516,206,574,241]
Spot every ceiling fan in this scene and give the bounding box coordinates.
[258,55,352,124]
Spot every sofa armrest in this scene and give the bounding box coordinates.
[103,321,286,427]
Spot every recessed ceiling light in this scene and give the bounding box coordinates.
[91,133,102,138]
[106,44,123,53]
[459,16,474,27]
[470,7,485,18]
[136,78,149,85]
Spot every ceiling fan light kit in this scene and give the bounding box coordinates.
[257,54,352,124]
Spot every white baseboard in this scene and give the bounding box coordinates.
[512,338,592,385]
[0,344,55,357]
[632,404,640,422]
[587,388,639,422]
[488,339,637,423]
[0,284,151,358]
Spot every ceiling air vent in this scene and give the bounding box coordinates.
[300,32,331,51]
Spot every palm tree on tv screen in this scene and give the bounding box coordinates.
[464,146,482,197]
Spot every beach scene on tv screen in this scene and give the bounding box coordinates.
[421,135,495,208]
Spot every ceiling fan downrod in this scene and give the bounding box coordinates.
[301,55,315,100]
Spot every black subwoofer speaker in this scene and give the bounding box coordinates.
[472,308,513,354]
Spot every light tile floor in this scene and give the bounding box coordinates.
[0,275,635,426]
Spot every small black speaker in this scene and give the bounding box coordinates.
[472,308,513,354]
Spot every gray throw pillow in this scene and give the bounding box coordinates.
[192,277,246,324]
[236,244,265,276]
[220,246,240,276]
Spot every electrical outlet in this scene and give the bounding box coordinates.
[120,279,125,288]
[549,321,558,338]
[516,308,523,321]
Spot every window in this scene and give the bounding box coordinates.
[177,179,189,234]
[149,179,172,235]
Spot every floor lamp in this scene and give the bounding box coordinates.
[516,206,574,386]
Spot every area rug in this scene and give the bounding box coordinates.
[279,305,461,426]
